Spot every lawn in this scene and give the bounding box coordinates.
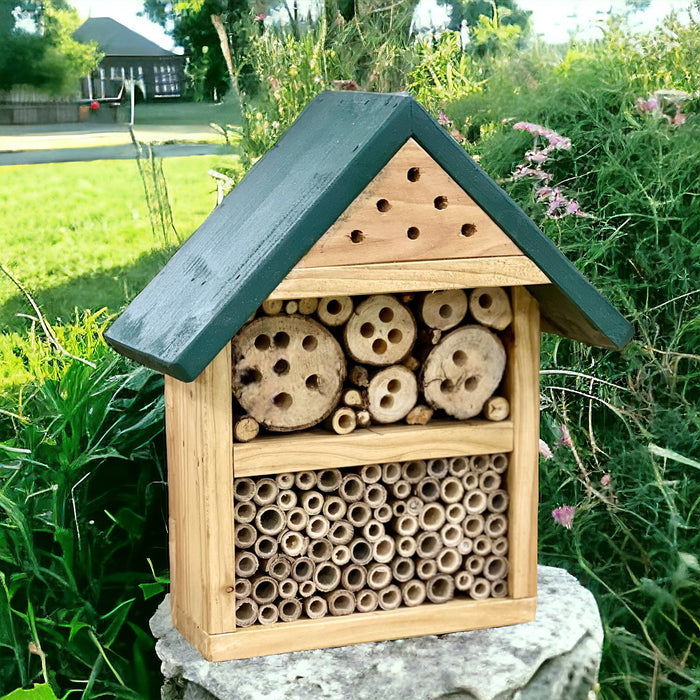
[117,99,242,127]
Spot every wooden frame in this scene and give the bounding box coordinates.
[165,286,540,661]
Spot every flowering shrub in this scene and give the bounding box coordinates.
[635,89,691,126]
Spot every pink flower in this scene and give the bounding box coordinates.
[268,76,280,90]
[438,110,451,126]
[672,110,687,126]
[552,505,576,529]
[565,200,581,215]
[601,473,611,487]
[255,12,266,20]
[539,439,553,459]
[526,150,548,164]
[559,424,573,448]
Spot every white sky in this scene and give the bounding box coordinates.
[67,0,698,51]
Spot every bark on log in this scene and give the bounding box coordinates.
[406,404,434,425]
[469,287,513,330]
[417,289,468,330]
[317,296,354,326]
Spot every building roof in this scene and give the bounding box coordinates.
[105,91,633,382]
[73,17,175,57]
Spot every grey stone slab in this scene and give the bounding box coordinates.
[151,565,602,700]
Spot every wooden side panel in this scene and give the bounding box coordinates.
[504,287,540,599]
[165,345,236,635]
[298,139,524,269]
[271,257,550,299]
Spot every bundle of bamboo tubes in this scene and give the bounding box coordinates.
[231,288,514,440]
[233,452,510,626]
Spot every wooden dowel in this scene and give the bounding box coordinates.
[454,571,474,593]
[306,514,330,540]
[255,505,286,536]
[440,522,463,549]
[418,502,446,532]
[391,557,415,583]
[278,578,298,599]
[483,396,510,422]
[487,489,509,514]
[300,491,323,515]
[325,406,357,435]
[253,477,278,506]
[402,459,427,484]
[331,544,351,566]
[234,523,256,549]
[401,579,427,607]
[278,598,302,622]
[363,483,387,508]
[291,557,314,582]
[463,514,485,538]
[235,598,258,627]
[469,287,513,330]
[304,595,327,619]
[341,563,367,592]
[276,473,295,489]
[490,580,508,598]
[490,453,509,474]
[340,474,364,502]
[479,470,501,493]
[445,502,466,524]
[299,580,316,598]
[382,462,402,484]
[406,404,434,425]
[328,520,354,545]
[416,558,437,581]
[448,456,470,477]
[297,297,319,315]
[346,502,371,528]
[436,547,462,574]
[322,496,347,521]
[366,563,392,590]
[307,538,333,563]
[416,531,442,559]
[233,477,255,503]
[362,519,385,542]
[349,537,373,565]
[468,577,491,600]
[377,584,401,611]
[261,298,283,316]
[485,513,508,538]
[254,535,278,560]
[284,300,298,315]
[251,576,278,605]
[426,574,455,604]
[327,589,356,616]
[374,503,392,523]
[317,469,343,493]
[440,476,464,504]
[295,470,317,491]
[234,501,256,524]
[317,296,354,327]
[257,603,279,625]
[372,535,395,563]
[286,507,309,532]
[265,554,291,580]
[235,551,259,578]
[235,578,252,599]
[395,535,417,558]
[233,415,260,442]
[355,588,379,613]
[314,561,342,592]
[463,489,488,515]
[465,555,485,576]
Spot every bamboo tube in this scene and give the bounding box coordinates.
[445,502,466,524]
[436,547,462,574]
[401,579,427,607]
[418,502,446,531]
[308,538,333,563]
[276,489,297,511]
[355,589,379,613]
[304,596,327,619]
[349,365,370,388]
[317,296,354,327]
[233,477,255,503]
[325,406,357,434]
[491,580,508,598]
[284,300,298,315]
[350,537,373,565]
[490,453,509,474]
[465,555,485,576]
[415,477,440,503]
[295,470,317,491]
[463,514,485,537]
[253,478,278,506]
[355,409,371,428]
[440,476,464,504]
[473,535,491,557]
[416,531,442,559]
[448,456,470,477]
[392,500,407,517]
[254,535,279,560]
[427,458,449,480]
[374,503,393,523]
[483,555,509,581]
[463,490,488,515]
[469,287,512,330]
[251,576,278,605]
[487,490,509,514]
[406,404,434,425]
[233,415,260,442]
[235,523,256,549]
[377,584,402,611]
[382,462,402,484]
[235,578,252,599]
[340,474,364,502]
[327,589,356,616]
[306,514,330,540]
[256,505,286,536]
[261,298,283,316]
[479,470,501,493]
[276,473,295,489]
[367,563,392,590]
[373,535,396,563]
[469,577,491,600]
[393,514,419,537]
[363,519,385,542]
[454,571,474,593]
[298,297,319,315]
[416,556,438,581]
[440,523,463,548]
[299,580,316,598]
[291,557,314,582]
[265,554,291,580]
[462,472,479,491]
[279,530,307,557]
[317,469,343,492]
[485,513,508,538]
[286,507,309,532]
[395,535,417,558]
[402,460,427,484]
[341,564,367,592]
[363,483,388,508]
[278,578,298,599]
[278,598,303,622]
[391,557,415,583]
[483,396,510,422]
[391,480,411,499]
[407,497,424,515]
[331,545,351,566]
[258,603,279,625]
[470,455,490,474]
[300,491,324,516]
[426,574,455,604]
[235,551,259,578]
[314,561,342,592]
[458,538,474,556]
[341,388,366,409]
[492,536,509,556]
[234,501,256,524]
[235,598,258,627]
[328,519,354,545]
[323,496,347,521]
[346,502,372,528]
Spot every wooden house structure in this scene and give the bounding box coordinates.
[106,92,632,661]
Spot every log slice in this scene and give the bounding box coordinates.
[417,289,468,330]
[367,365,418,423]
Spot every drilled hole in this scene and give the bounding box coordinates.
[440,379,454,393]
[360,322,375,338]
[434,196,448,210]
[379,307,394,323]
[439,304,452,318]
[380,395,394,409]
[407,167,420,182]
[478,294,493,309]
[407,226,420,240]
[273,358,289,375]
[240,368,262,385]
[464,377,479,391]
[461,223,477,237]
[388,328,402,344]
[387,379,401,393]
[273,331,290,348]
[327,299,341,315]
[306,374,320,390]
[254,334,270,350]
[350,229,364,243]
[376,198,391,212]
[452,350,467,366]
[302,335,318,351]
[372,338,387,354]
[273,392,293,409]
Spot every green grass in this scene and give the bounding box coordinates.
[117,99,242,127]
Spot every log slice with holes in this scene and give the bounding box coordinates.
[417,289,468,331]
[344,295,416,366]
[232,316,346,431]
[421,325,506,420]
[367,365,418,423]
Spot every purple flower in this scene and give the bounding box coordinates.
[526,150,548,164]
[601,473,611,487]
[539,439,553,459]
[559,424,573,447]
[565,200,581,215]
[438,110,451,126]
[552,505,576,529]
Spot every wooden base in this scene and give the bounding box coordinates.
[173,595,536,661]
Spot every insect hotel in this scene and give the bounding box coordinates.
[106,92,632,661]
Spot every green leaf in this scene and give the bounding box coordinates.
[1,684,60,700]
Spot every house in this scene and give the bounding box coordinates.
[74,17,183,101]
[105,91,632,661]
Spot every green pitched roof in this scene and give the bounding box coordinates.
[105,91,632,382]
